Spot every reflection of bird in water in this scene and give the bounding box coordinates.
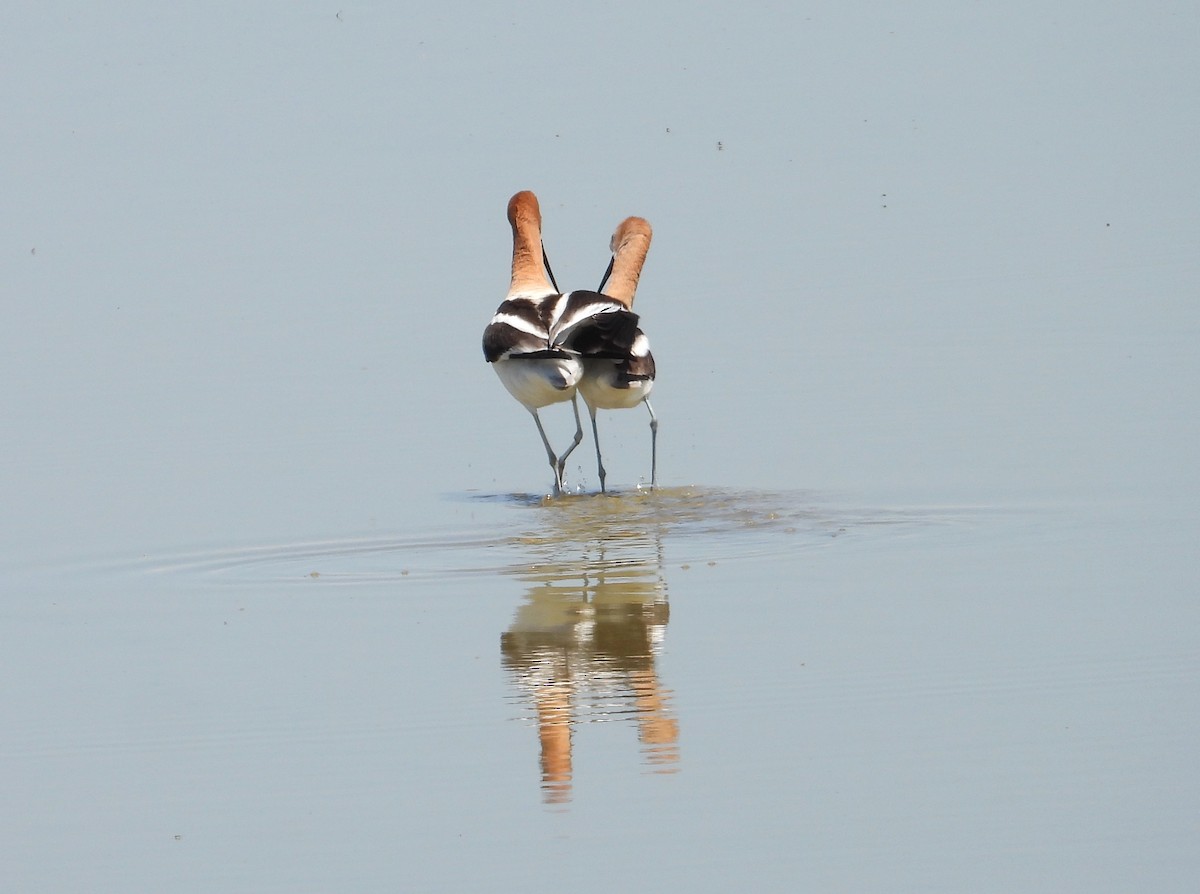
[483,191,645,494]
[500,502,678,805]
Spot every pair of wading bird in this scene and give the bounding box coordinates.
[483,191,657,494]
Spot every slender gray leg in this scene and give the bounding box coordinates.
[588,403,607,493]
[555,395,584,488]
[644,399,658,488]
[530,409,564,494]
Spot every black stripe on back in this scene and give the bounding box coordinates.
[494,297,554,335]
[483,321,545,362]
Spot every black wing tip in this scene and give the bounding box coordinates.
[565,309,642,358]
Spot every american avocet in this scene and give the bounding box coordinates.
[483,191,638,494]
[580,216,657,492]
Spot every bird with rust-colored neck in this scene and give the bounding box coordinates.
[582,217,657,492]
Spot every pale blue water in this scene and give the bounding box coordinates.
[3,2,1198,892]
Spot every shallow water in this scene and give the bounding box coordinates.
[7,487,1195,890]
[4,2,1199,891]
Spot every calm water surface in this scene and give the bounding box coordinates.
[4,2,1198,891]
[6,486,1194,890]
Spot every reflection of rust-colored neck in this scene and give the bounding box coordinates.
[630,668,680,771]
[535,683,573,804]
[507,190,554,296]
[601,216,653,309]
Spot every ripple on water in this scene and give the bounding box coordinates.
[112,486,982,588]
[68,486,998,807]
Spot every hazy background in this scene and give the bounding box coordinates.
[3,2,1197,891]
